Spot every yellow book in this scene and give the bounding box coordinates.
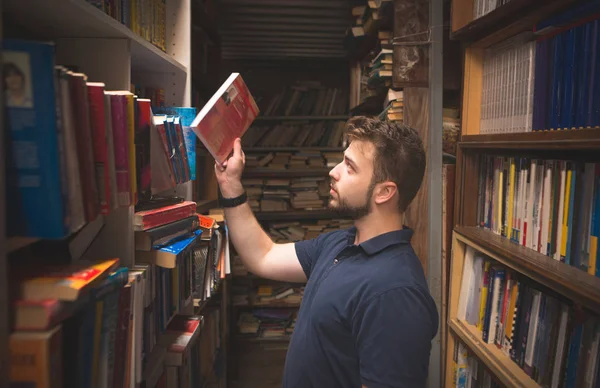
[10,325,62,388]
[497,159,504,235]
[504,281,519,341]
[507,158,515,239]
[561,168,572,258]
[589,236,598,275]
[478,260,491,330]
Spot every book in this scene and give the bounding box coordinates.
[3,39,69,239]
[133,200,197,231]
[16,258,120,301]
[135,229,202,268]
[190,73,259,165]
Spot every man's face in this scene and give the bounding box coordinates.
[328,139,376,220]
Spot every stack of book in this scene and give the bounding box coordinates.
[242,177,333,212]
[379,88,403,123]
[237,309,298,340]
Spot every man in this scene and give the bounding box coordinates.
[215,116,438,388]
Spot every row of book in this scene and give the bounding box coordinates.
[476,155,600,276]
[4,39,196,240]
[237,309,297,340]
[86,0,167,52]
[243,177,331,213]
[245,151,342,171]
[473,0,512,22]
[242,120,346,149]
[8,199,228,388]
[258,81,348,117]
[457,246,600,386]
[452,341,504,388]
[480,9,600,134]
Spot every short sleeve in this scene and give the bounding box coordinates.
[352,286,438,388]
[294,232,327,279]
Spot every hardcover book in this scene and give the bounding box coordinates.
[190,73,259,165]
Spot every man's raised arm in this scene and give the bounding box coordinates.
[214,138,307,283]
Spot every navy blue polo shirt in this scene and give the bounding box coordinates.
[283,226,438,388]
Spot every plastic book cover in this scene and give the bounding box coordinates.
[152,229,202,254]
[190,73,259,165]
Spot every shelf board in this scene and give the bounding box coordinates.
[459,128,600,150]
[244,147,344,152]
[3,0,187,74]
[455,226,600,313]
[243,168,330,178]
[450,0,574,45]
[449,319,539,388]
[253,116,349,121]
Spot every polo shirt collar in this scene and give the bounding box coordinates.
[346,226,414,256]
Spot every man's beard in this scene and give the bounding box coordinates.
[329,180,376,220]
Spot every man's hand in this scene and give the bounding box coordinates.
[215,138,245,198]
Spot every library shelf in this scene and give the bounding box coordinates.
[242,168,331,178]
[244,147,345,152]
[450,0,574,45]
[3,0,187,74]
[233,336,290,344]
[454,226,600,313]
[233,302,301,309]
[253,115,350,121]
[255,210,345,222]
[459,128,600,150]
[448,319,539,388]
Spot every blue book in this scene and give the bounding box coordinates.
[136,229,202,269]
[3,39,69,239]
[153,106,198,180]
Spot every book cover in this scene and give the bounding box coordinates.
[190,73,259,165]
[9,325,63,388]
[3,39,69,239]
[16,258,120,301]
[135,98,152,203]
[135,229,202,269]
[87,82,111,214]
[133,200,197,231]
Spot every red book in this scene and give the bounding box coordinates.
[158,315,203,366]
[87,82,111,214]
[133,201,197,231]
[135,98,153,203]
[190,73,259,165]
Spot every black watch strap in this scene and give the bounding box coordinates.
[220,191,247,208]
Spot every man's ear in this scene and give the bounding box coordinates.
[374,181,398,205]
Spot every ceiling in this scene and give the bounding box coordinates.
[215,0,353,60]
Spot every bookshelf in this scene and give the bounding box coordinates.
[446,0,600,385]
[2,0,230,387]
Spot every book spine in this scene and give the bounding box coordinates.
[88,83,111,215]
[109,94,131,207]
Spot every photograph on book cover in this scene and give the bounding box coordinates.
[3,50,34,108]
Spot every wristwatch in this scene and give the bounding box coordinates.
[220,191,248,208]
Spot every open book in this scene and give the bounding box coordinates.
[190,73,259,165]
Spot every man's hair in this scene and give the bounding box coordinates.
[344,116,426,213]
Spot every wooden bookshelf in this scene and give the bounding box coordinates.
[253,115,350,121]
[447,0,600,385]
[448,319,539,388]
[3,0,187,74]
[450,0,574,45]
[455,227,600,315]
[243,168,331,178]
[245,147,345,152]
